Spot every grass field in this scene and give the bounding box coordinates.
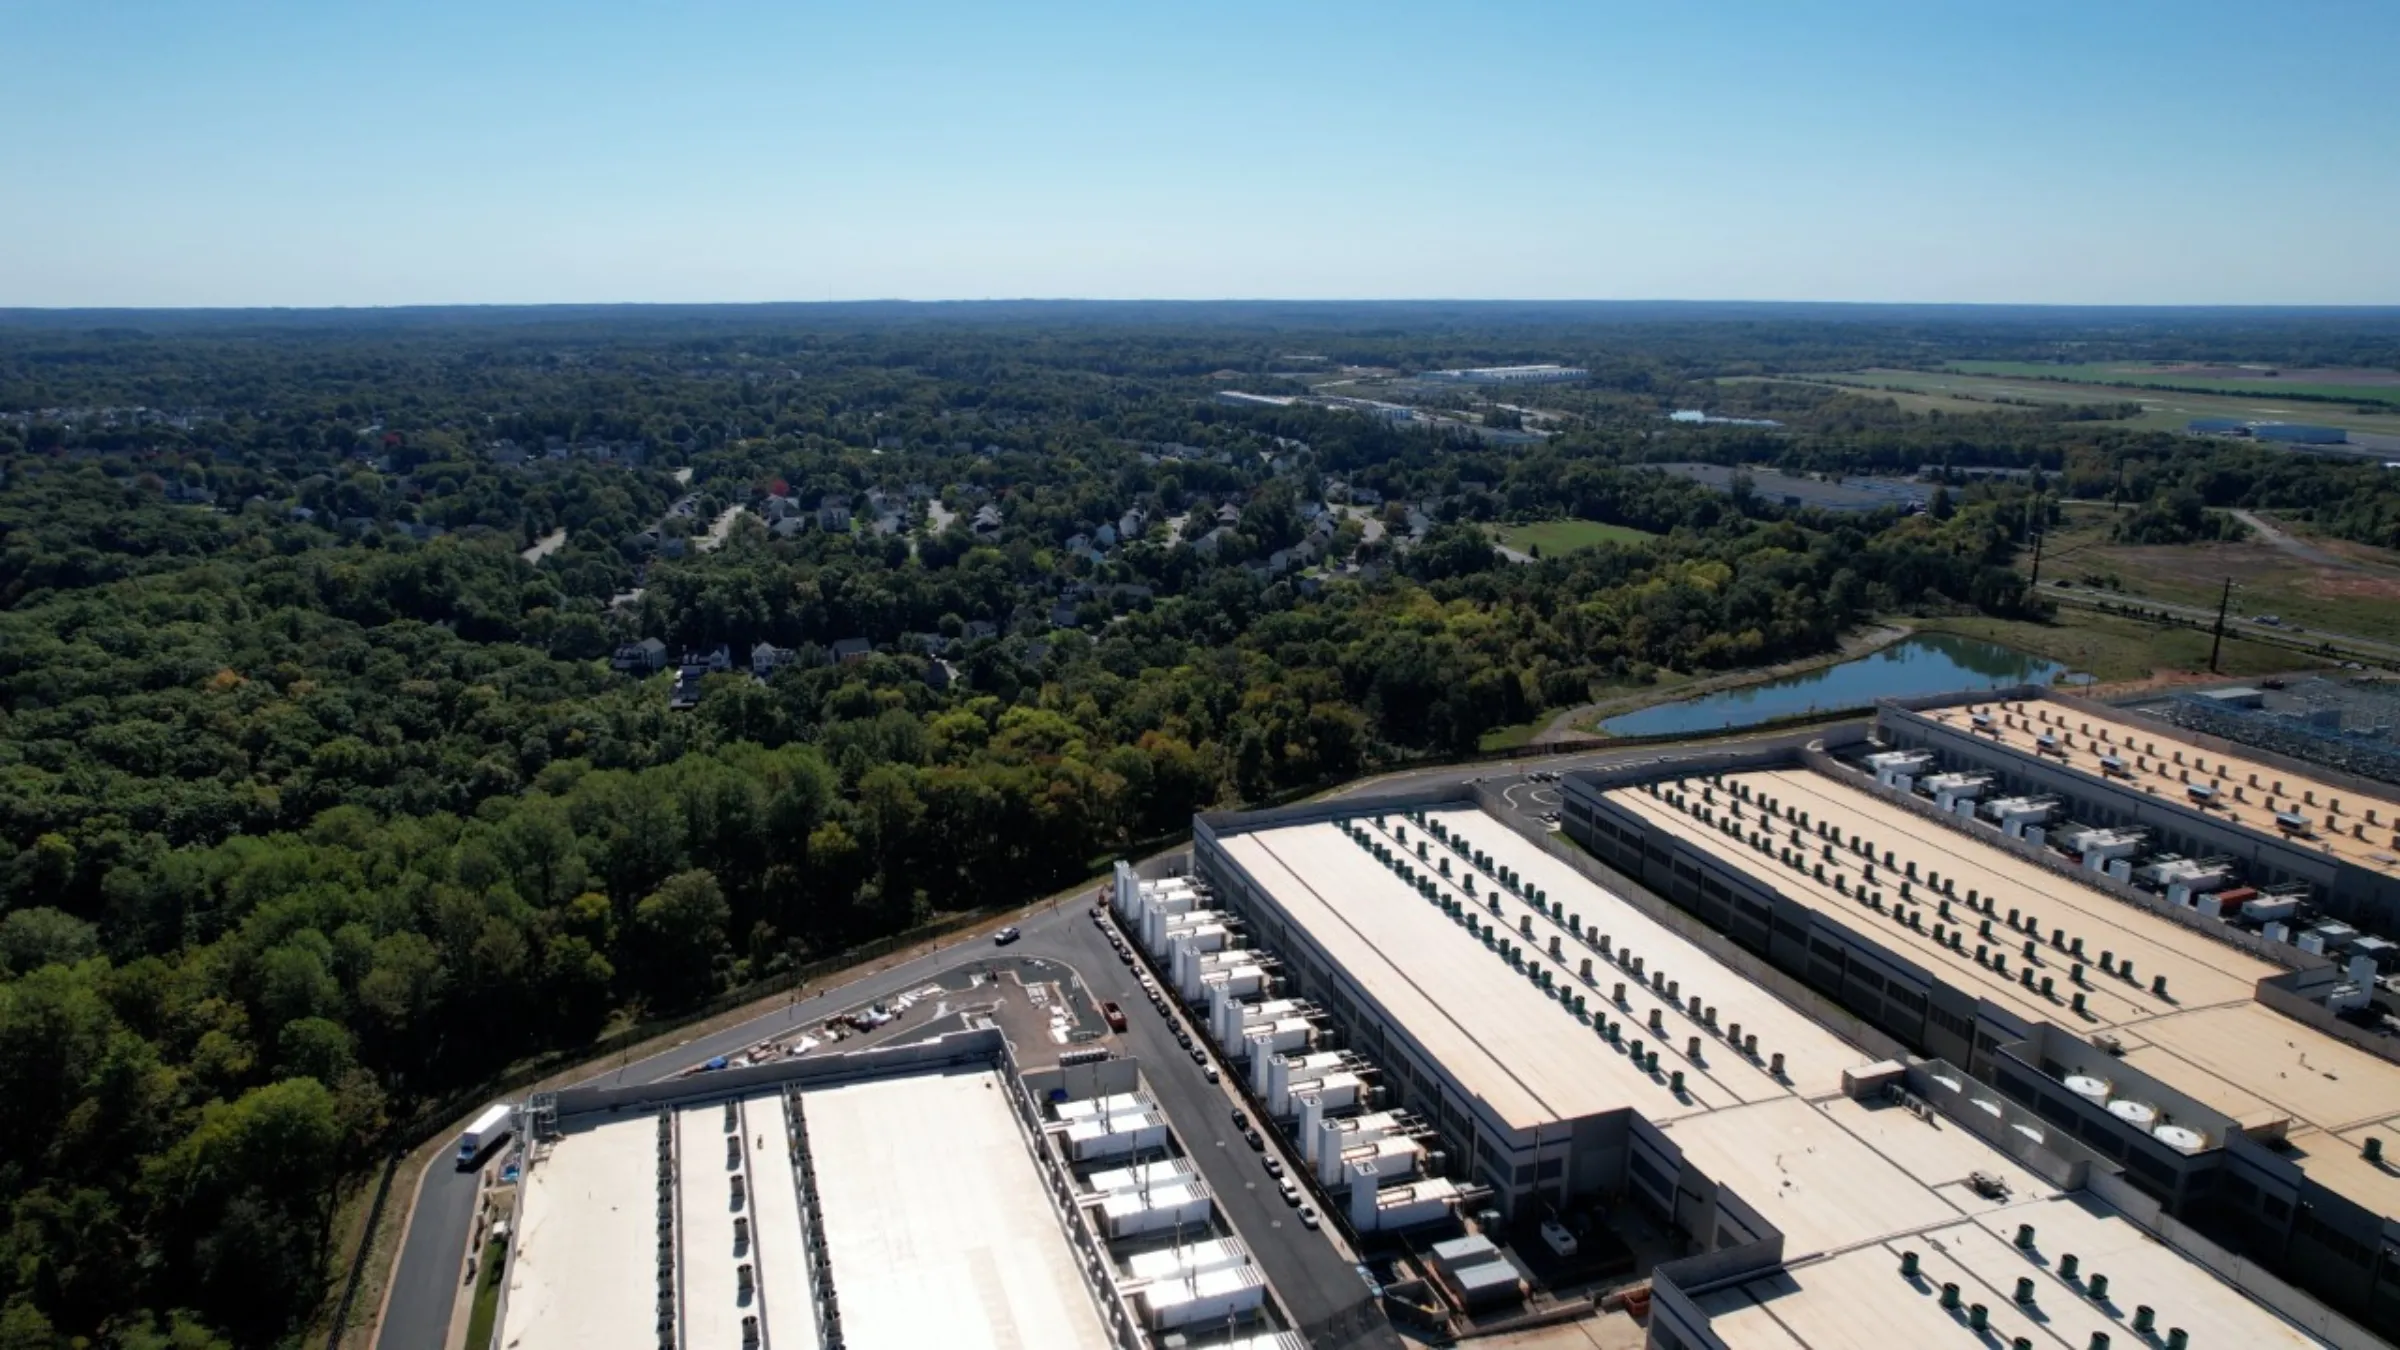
[463,1237,506,1350]
[1785,368,2400,437]
[1952,361,2400,408]
[1907,610,2303,685]
[1717,374,2052,418]
[1493,519,1656,555]
[2035,505,2400,642]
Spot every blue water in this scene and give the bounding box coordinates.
[1599,634,2066,737]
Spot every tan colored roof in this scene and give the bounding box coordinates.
[1218,809,1875,1132]
[1604,765,2400,1220]
[1922,697,2400,874]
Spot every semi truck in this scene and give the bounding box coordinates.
[457,1103,514,1169]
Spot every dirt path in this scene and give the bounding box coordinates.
[2235,509,2375,573]
[1531,623,1913,745]
[518,528,566,564]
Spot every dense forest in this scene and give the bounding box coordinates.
[1,304,2396,1347]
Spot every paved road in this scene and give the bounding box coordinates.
[375,1159,481,1350]
[1065,906,1393,1344]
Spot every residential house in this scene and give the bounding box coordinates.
[683,645,733,674]
[830,637,873,665]
[817,495,852,531]
[925,659,961,692]
[970,504,1004,537]
[1050,602,1082,629]
[1065,532,1092,554]
[750,642,795,679]
[769,517,807,540]
[1093,523,1118,548]
[1117,507,1148,540]
[1215,503,1243,528]
[1193,525,1237,557]
[762,495,797,522]
[962,620,998,643]
[669,667,706,711]
[900,632,944,656]
[612,638,669,674]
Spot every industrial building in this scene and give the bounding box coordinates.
[1179,795,2353,1349]
[1875,693,2400,936]
[1563,725,2400,1342]
[487,1027,1291,1350]
[1416,363,1588,384]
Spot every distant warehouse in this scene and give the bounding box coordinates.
[2255,422,2350,445]
[2187,417,2349,445]
[1417,363,1587,384]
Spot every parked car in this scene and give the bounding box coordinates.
[1279,1180,1303,1206]
[992,925,1020,945]
[1231,1108,1248,1130]
[1189,1046,1206,1065]
[1117,947,1134,965]
[1203,1065,1220,1084]
[1263,1156,1284,1178]
[1244,1129,1265,1151]
[1298,1205,1320,1230]
[1100,1001,1127,1033]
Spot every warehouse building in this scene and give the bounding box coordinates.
[489,1028,1223,1350]
[1567,747,2400,1342]
[1190,795,2353,1349]
[1416,363,1588,384]
[1875,693,2400,936]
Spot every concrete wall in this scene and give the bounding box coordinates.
[549,1027,1009,1120]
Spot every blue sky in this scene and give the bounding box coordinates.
[2,1,2394,306]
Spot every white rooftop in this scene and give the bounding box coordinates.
[1216,807,1876,1132]
[805,1066,1115,1350]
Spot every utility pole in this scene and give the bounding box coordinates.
[2209,578,2234,673]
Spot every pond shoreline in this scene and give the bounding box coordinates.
[1534,624,1913,746]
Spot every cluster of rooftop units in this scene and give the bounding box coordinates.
[1112,866,1479,1235]
[1188,785,2359,1349]
[1889,694,2400,950]
[1563,699,2400,1344]
[487,1028,1304,1350]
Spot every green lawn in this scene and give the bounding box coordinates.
[1493,519,1657,556]
[1787,368,2400,436]
[1952,361,2400,408]
[1907,610,2310,685]
[464,1238,507,1350]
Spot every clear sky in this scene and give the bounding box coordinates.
[2,0,2394,307]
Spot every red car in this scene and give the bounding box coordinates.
[1101,1001,1128,1033]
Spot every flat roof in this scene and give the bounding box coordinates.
[1698,1196,2330,1349]
[675,1103,747,1350]
[804,1066,1115,1350]
[1921,696,2400,874]
[1609,767,2278,1028]
[1215,806,1877,1133]
[500,1114,659,1350]
[739,1094,819,1350]
[1659,1094,2051,1257]
[1604,766,2400,1219]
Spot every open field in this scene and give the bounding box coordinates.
[1493,518,1657,555]
[1953,360,2400,407]
[1715,374,2048,418]
[1786,368,2400,437]
[2037,505,2400,643]
[1906,609,2303,685]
